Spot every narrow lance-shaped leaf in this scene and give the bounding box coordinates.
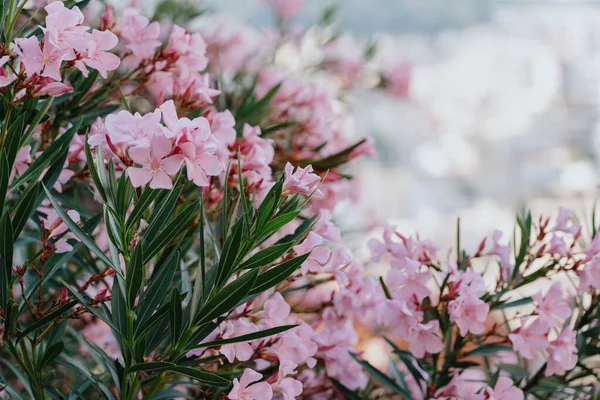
[196,270,258,325]
[170,287,183,345]
[135,248,179,329]
[215,217,245,287]
[187,324,298,351]
[43,184,120,275]
[126,245,143,306]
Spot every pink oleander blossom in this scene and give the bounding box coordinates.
[127,134,183,190]
[228,369,273,400]
[120,9,161,62]
[448,294,489,336]
[75,29,120,79]
[387,257,432,301]
[532,282,571,329]
[508,317,550,359]
[546,328,578,377]
[15,36,66,81]
[407,320,444,358]
[0,56,16,88]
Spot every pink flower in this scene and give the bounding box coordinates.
[37,81,72,97]
[42,208,81,253]
[283,162,322,196]
[264,0,304,19]
[88,117,108,147]
[259,293,291,327]
[0,56,16,88]
[486,377,524,400]
[508,317,550,359]
[579,258,600,291]
[228,369,273,400]
[167,25,208,72]
[76,29,120,79]
[43,1,88,54]
[387,257,431,301]
[406,320,444,358]
[9,145,31,184]
[127,134,183,190]
[15,36,66,81]
[553,206,580,236]
[273,377,303,400]
[206,109,236,146]
[120,9,161,62]
[448,294,489,336]
[487,230,513,281]
[547,234,569,257]
[367,224,406,262]
[383,299,420,339]
[545,328,578,377]
[220,319,258,363]
[532,283,571,329]
[293,232,331,275]
[159,100,223,186]
[383,61,412,98]
[313,210,341,243]
[105,109,163,147]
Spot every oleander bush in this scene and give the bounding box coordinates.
[1,1,600,399]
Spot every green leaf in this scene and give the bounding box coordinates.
[188,324,297,350]
[330,378,361,400]
[43,185,119,274]
[143,200,200,263]
[249,253,309,296]
[497,363,530,377]
[170,288,183,345]
[238,242,295,270]
[85,140,107,202]
[64,284,122,336]
[492,296,533,311]
[0,211,13,283]
[129,361,175,374]
[257,211,299,240]
[350,353,410,398]
[136,248,179,329]
[11,182,39,240]
[39,342,64,369]
[169,366,230,387]
[215,217,245,286]
[143,184,182,242]
[464,344,513,358]
[17,300,77,342]
[125,187,160,231]
[196,270,257,324]
[11,118,81,192]
[20,98,53,146]
[4,114,26,166]
[0,151,9,213]
[126,245,143,306]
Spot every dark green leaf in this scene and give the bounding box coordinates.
[216,217,245,286]
[170,288,183,345]
[189,324,297,350]
[43,185,119,274]
[136,248,179,328]
[126,245,143,306]
[197,270,257,324]
[17,300,77,342]
[249,253,309,296]
[464,344,513,358]
[39,342,64,369]
[238,242,294,270]
[350,353,409,397]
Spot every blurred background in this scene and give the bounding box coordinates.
[164,0,600,250]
